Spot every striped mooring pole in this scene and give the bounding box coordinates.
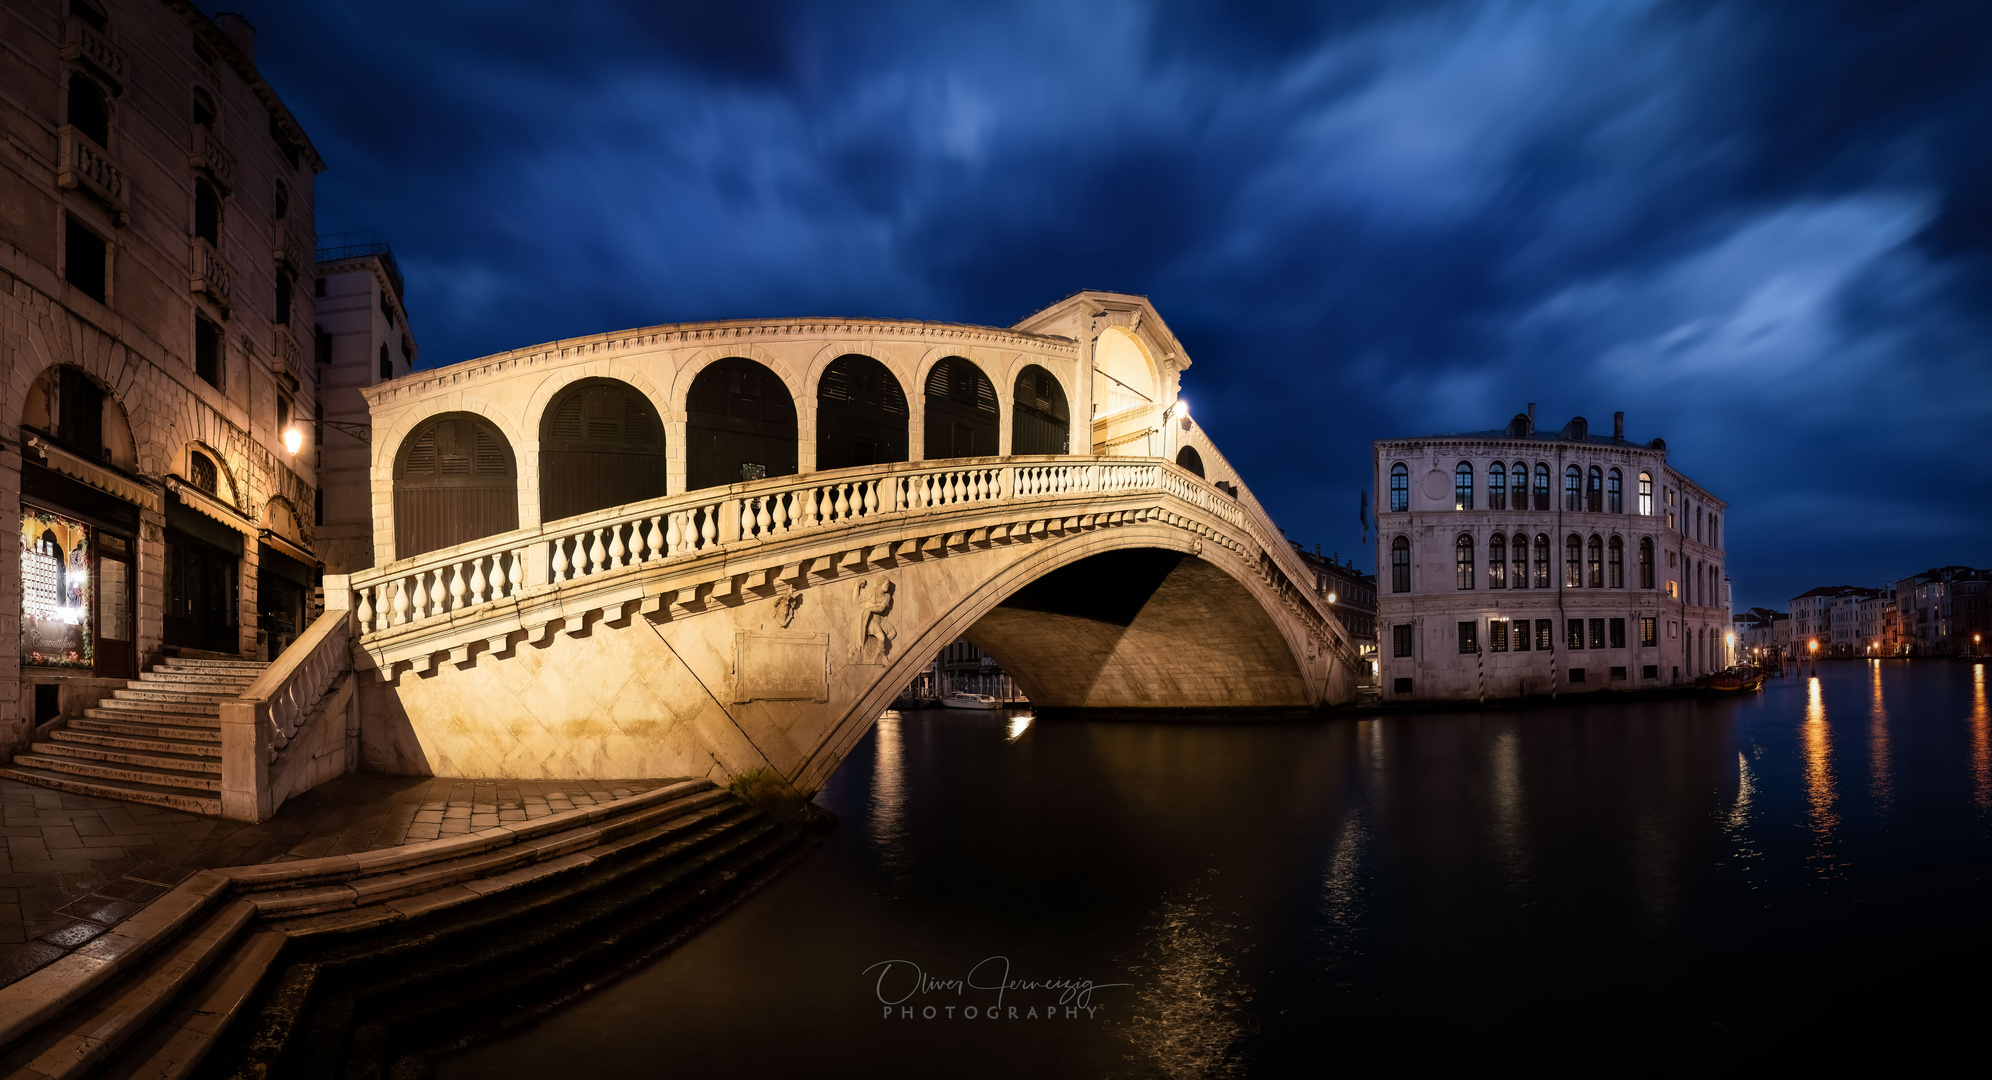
[1477,644,1486,706]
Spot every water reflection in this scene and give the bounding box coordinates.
[1868,661,1893,812]
[1005,713,1033,742]
[1123,889,1255,1080]
[1725,751,1761,873]
[1802,678,1841,877]
[1318,806,1370,966]
[1490,727,1528,892]
[869,712,909,877]
[1972,665,1990,810]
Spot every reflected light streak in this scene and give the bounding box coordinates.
[1006,714,1033,742]
[1869,661,1893,811]
[1972,665,1990,810]
[869,713,909,873]
[1124,890,1255,1080]
[1491,728,1528,891]
[1802,678,1840,877]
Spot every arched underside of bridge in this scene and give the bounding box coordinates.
[354,519,1335,794]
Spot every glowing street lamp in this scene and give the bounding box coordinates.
[282,423,303,456]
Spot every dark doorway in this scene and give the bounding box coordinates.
[685,358,797,491]
[95,530,135,678]
[1175,445,1205,478]
[923,356,997,460]
[393,414,519,559]
[257,543,313,660]
[1011,365,1069,455]
[539,379,667,521]
[164,509,241,654]
[816,355,908,471]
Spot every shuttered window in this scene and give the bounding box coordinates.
[394,414,518,558]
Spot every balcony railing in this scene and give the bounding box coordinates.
[272,323,302,387]
[273,225,304,271]
[188,123,234,192]
[60,16,125,90]
[189,236,232,310]
[56,126,126,220]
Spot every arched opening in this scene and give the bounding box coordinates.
[539,378,667,521]
[1175,445,1205,478]
[960,548,1310,709]
[686,358,797,491]
[66,74,109,148]
[922,357,997,460]
[191,87,216,128]
[194,179,220,245]
[1011,365,1069,455]
[393,413,519,559]
[1091,328,1157,420]
[815,355,907,470]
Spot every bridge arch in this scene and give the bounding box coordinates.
[920,355,999,461]
[1093,325,1160,422]
[815,354,909,470]
[685,357,799,491]
[1011,364,1070,455]
[390,412,520,560]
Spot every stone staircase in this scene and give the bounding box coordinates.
[0,658,269,816]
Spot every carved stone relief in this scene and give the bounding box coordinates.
[851,576,897,665]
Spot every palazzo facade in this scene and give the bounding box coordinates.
[1373,407,1731,702]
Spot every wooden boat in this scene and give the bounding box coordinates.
[940,691,1002,710]
[1696,665,1765,694]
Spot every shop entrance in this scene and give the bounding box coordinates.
[257,542,314,659]
[164,501,242,654]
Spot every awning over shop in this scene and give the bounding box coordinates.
[258,528,316,571]
[164,483,247,558]
[24,434,160,513]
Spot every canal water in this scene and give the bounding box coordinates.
[444,660,1992,1076]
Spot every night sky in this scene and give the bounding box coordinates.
[218,1,1992,612]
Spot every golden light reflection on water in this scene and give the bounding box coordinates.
[1724,752,1760,878]
[1491,727,1528,891]
[1869,661,1893,811]
[1124,890,1254,1080]
[1803,678,1840,876]
[1005,714,1033,742]
[869,713,908,871]
[1971,665,1990,810]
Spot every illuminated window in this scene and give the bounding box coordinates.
[1389,462,1409,512]
[1536,619,1554,651]
[1641,617,1657,647]
[1489,533,1506,589]
[1511,532,1529,590]
[1609,535,1624,588]
[1455,462,1474,511]
[1608,468,1622,513]
[1568,618,1585,650]
[1490,620,1509,652]
[1638,471,1652,515]
[1534,534,1550,589]
[1589,618,1605,649]
[1565,534,1582,588]
[1456,533,1475,590]
[1587,535,1603,588]
[1458,621,1478,654]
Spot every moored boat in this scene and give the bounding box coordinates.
[1696,665,1765,694]
[940,691,1002,710]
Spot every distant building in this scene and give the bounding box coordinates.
[1372,406,1730,702]
[1294,546,1377,675]
[1888,566,1990,656]
[312,234,418,574]
[1733,607,1786,662]
[1788,585,1885,657]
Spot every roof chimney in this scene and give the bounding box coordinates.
[214,12,256,63]
[1614,411,1624,439]
[1527,402,1536,433]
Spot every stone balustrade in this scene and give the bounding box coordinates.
[220,605,357,822]
[60,15,125,88]
[188,122,234,192]
[189,236,231,309]
[56,125,126,219]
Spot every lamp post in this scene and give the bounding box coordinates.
[1161,397,1188,463]
[1808,638,1818,674]
[284,419,372,458]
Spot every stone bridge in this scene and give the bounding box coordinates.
[295,293,1356,800]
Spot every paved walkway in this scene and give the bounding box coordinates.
[0,774,675,987]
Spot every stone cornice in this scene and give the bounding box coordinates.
[164,1,327,173]
[1376,436,1666,466]
[362,317,1081,408]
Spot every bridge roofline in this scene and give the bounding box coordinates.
[368,315,1082,402]
[1009,290,1193,372]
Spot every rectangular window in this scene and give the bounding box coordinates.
[1490,619,1508,652]
[1589,618,1605,649]
[64,217,107,302]
[1514,620,1531,652]
[1455,468,1473,511]
[1393,624,1413,658]
[1536,619,1554,651]
[315,326,333,365]
[1568,619,1585,650]
[1458,621,1478,654]
[20,506,95,669]
[1667,580,1678,599]
[1643,664,1659,680]
[1569,667,1586,683]
[1393,677,1413,694]
[195,315,222,390]
[1610,666,1627,680]
[1610,618,1626,649]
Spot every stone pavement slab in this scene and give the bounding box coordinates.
[0,773,668,988]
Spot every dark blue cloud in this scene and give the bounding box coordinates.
[219,0,1992,610]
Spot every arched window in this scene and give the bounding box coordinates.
[1608,469,1623,514]
[1489,533,1506,589]
[1587,466,1603,512]
[1391,536,1410,593]
[1639,471,1653,515]
[188,451,218,495]
[1488,462,1506,510]
[539,378,667,521]
[1564,465,1582,511]
[1696,561,1705,607]
[1639,537,1654,589]
[817,354,909,470]
[1709,515,1719,549]
[1455,462,1474,510]
[1534,463,1551,511]
[194,179,220,245]
[922,356,997,460]
[1512,532,1529,590]
[1587,534,1603,588]
[394,414,519,559]
[1609,535,1624,588]
[1175,445,1205,478]
[1010,364,1069,455]
[1534,534,1550,589]
[66,74,109,148]
[1696,505,1703,542]
[1456,534,1475,590]
[191,87,216,129]
[1389,462,1409,512]
[1565,534,1582,587]
[687,358,798,490]
[378,342,391,381]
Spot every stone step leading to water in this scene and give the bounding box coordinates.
[5,752,223,793]
[0,764,221,815]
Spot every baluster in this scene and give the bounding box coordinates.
[470,558,489,605]
[551,537,571,581]
[799,487,818,528]
[832,484,848,521]
[863,481,879,515]
[428,571,447,617]
[609,525,627,567]
[666,512,684,555]
[647,516,666,561]
[588,529,607,574]
[449,564,468,610]
[356,588,374,632]
[973,471,986,500]
[756,497,773,536]
[700,506,717,548]
[391,581,409,625]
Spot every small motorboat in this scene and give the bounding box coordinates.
[1696,665,1765,695]
[940,691,1001,710]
